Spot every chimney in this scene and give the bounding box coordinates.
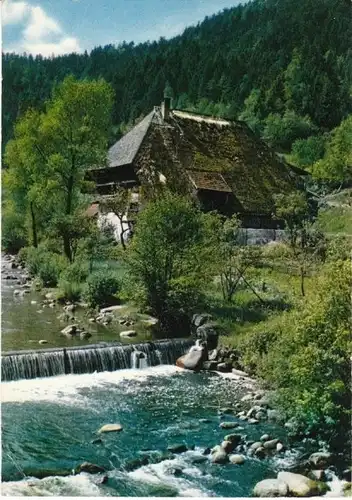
[161,96,171,121]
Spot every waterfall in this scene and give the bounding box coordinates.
[2,339,193,382]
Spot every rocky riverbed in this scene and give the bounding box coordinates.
[2,254,159,351]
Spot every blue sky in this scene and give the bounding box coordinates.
[2,0,242,57]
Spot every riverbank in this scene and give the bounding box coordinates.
[2,253,159,352]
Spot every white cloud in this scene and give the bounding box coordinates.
[24,5,61,40]
[25,36,82,57]
[2,0,29,26]
[3,1,82,56]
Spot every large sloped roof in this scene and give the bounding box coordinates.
[103,106,303,215]
[108,111,155,168]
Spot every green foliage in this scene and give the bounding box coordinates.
[317,206,352,235]
[209,215,263,302]
[274,191,326,295]
[325,235,352,262]
[238,89,264,135]
[291,135,326,168]
[2,0,351,151]
[83,271,120,309]
[57,280,84,303]
[25,246,67,287]
[127,193,214,330]
[3,76,114,262]
[59,260,90,283]
[263,110,317,150]
[312,115,352,185]
[1,203,27,253]
[238,261,351,447]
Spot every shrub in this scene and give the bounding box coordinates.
[60,260,90,283]
[17,246,29,265]
[57,280,84,303]
[237,260,351,449]
[25,246,66,287]
[127,194,214,330]
[2,208,27,254]
[83,271,120,308]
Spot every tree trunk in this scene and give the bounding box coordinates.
[63,174,74,262]
[63,233,72,263]
[119,228,127,251]
[29,202,38,248]
[300,266,305,297]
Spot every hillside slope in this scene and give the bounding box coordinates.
[2,0,351,148]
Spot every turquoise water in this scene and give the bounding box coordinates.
[2,366,298,497]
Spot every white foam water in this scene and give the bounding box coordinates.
[1,365,182,404]
[127,456,212,497]
[1,473,102,497]
[325,470,348,497]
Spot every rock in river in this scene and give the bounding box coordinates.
[263,438,279,450]
[98,424,123,433]
[229,454,245,465]
[167,444,188,454]
[224,434,242,446]
[211,446,228,464]
[253,478,289,497]
[277,471,329,497]
[309,452,333,469]
[221,440,235,453]
[219,421,239,430]
[61,324,78,338]
[176,344,207,371]
[76,462,105,474]
[120,330,137,338]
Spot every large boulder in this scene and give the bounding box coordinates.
[277,471,329,497]
[221,440,235,453]
[192,313,212,328]
[196,323,219,350]
[253,478,289,497]
[176,344,207,371]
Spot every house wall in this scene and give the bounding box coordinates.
[97,211,131,243]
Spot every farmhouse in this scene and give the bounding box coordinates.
[88,98,306,234]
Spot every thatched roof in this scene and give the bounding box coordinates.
[187,170,232,192]
[97,105,304,215]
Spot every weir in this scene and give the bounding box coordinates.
[1,339,193,382]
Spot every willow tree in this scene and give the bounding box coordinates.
[4,77,114,261]
[39,76,114,261]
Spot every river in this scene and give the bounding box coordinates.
[1,258,347,497]
[2,367,302,497]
